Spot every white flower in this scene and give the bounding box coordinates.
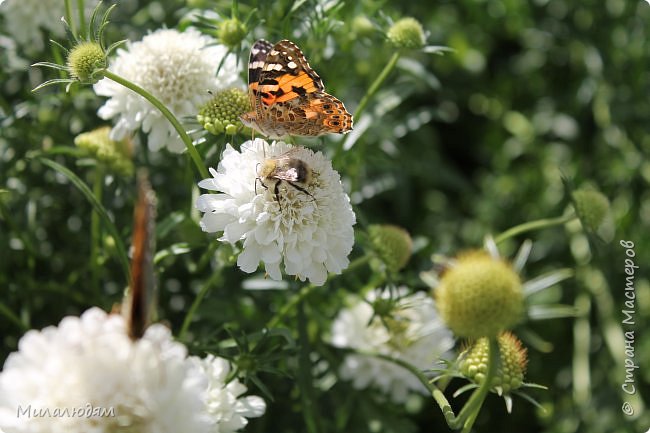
[196,139,356,286]
[191,355,266,433]
[0,0,99,51]
[330,288,455,403]
[0,307,212,433]
[94,28,241,153]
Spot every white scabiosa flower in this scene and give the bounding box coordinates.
[196,139,356,286]
[0,308,266,433]
[191,355,266,433]
[330,288,455,403]
[94,28,241,153]
[0,308,211,433]
[0,0,99,51]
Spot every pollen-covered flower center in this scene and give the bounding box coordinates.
[67,41,105,82]
[435,251,524,338]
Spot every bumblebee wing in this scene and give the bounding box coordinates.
[268,156,303,182]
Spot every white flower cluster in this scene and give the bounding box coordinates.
[94,28,241,153]
[0,0,100,51]
[330,288,455,403]
[197,139,356,286]
[0,308,265,433]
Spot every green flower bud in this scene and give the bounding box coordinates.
[368,224,413,272]
[74,126,133,177]
[572,188,611,233]
[67,41,106,82]
[387,17,426,49]
[352,15,376,38]
[197,88,251,135]
[434,251,523,338]
[459,332,528,395]
[218,18,247,49]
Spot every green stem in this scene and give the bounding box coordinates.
[64,0,76,36]
[340,51,400,150]
[266,283,316,329]
[102,70,210,179]
[354,51,400,121]
[297,301,321,433]
[373,339,499,431]
[494,213,576,245]
[372,353,460,428]
[432,386,458,427]
[265,255,371,329]
[0,301,28,332]
[572,291,591,407]
[77,0,86,39]
[90,165,104,298]
[179,271,221,339]
[457,338,499,433]
[373,353,434,391]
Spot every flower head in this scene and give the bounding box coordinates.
[434,250,524,338]
[0,308,266,433]
[67,41,106,82]
[94,28,241,153]
[191,355,266,433]
[218,17,247,49]
[75,126,134,176]
[330,288,454,403]
[0,308,211,433]
[571,188,611,234]
[367,224,413,272]
[197,139,356,286]
[387,17,426,49]
[197,88,251,136]
[459,331,528,395]
[423,238,575,339]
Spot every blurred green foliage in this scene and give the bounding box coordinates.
[1,1,648,432]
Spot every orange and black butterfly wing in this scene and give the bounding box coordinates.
[256,39,324,109]
[247,39,274,114]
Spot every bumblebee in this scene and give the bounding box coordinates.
[256,150,314,207]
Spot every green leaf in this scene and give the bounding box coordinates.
[154,243,192,264]
[36,157,130,284]
[32,79,75,92]
[31,62,69,71]
[527,304,579,320]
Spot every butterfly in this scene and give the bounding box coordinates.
[240,39,353,138]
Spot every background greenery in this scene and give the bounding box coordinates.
[1,1,648,432]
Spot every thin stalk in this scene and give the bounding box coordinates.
[179,271,221,339]
[354,51,400,121]
[266,283,316,329]
[102,70,210,179]
[494,213,576,245]
[64,0,76,36]
[340,51,400,150]
[90,165,104,297]
[77,0,86,39]
[372,352,459,428]
[265,255,371,329]
[297,301,321,433]
[572,291,591,407]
